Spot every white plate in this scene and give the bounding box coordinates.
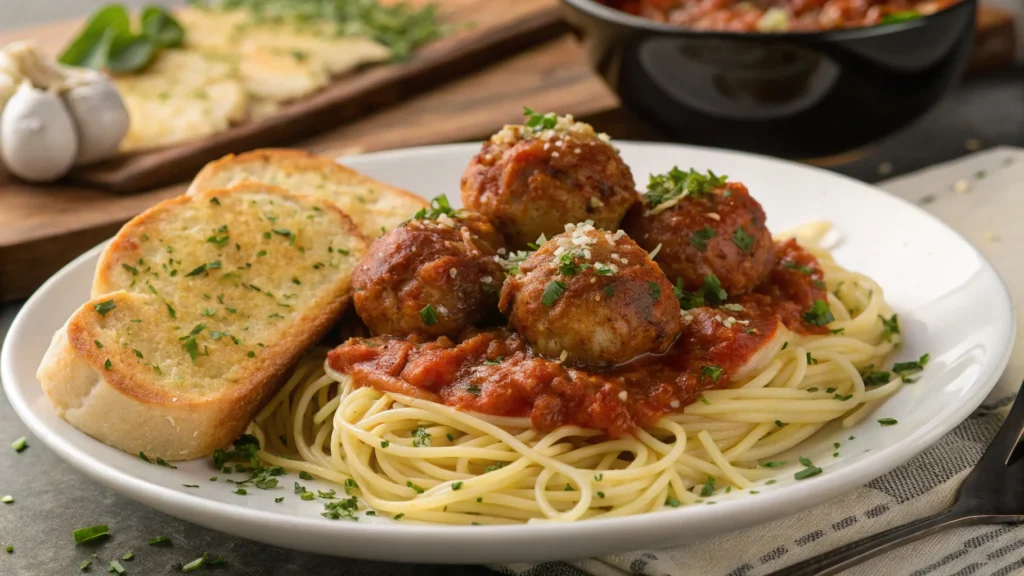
[1,142,1015,564]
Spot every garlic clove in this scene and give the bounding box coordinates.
[3,41,66,90]
[62,70,129,165]
[1,79,78,182]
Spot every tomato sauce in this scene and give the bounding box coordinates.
[327,240,829,436]
[599,0,961,32]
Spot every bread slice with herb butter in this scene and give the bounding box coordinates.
[188,148,427,239]
[38,183,367,460]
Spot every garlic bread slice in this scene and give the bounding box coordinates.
[39,183,367,460]
[188,148,427,239]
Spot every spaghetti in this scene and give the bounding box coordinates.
[248,223,906,525]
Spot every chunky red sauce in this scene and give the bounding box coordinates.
[599,0,961,32]
[328,240,829,436]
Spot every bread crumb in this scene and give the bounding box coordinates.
[953,179,970,194]
[877,161,893,175]
[984,232,1000,243]
[707,212,721,221]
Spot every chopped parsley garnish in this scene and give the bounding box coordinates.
[272,229,296,245]
[104,359,112,370]
[133,349,144,359]
[676,274,728,310]
[466,385,482,395]
[318,489,337,499]
[643,167,727,210]
[806,352,818,365]
[878,418,898,426]
[731,226,754,253]
[394,513,405,520]
[649,282,661,301]
[446,433,455,442]
[93,300,116,316]
[166,302,176,319]
[122,263,139,275]
[830,328,845,335]
[782,262,813,275]
[603,286,615,297]
[299,471,313,480]
[761,461,785,468]
[452,481,463,490]
[893,353,929,382]
[775,420,785,427]
[94,340,104,349]
[210,197,220,205]
[322,496,360,521]
[182,553,208,572]
[701,365,724,383]
[156,457,177,469]
[690,226,717,252]
[794,457,822,480]
[665,495,680,507]
[108,560,125,574]
[861,369,891,386]
[412,194,461,221]
[700,476,716,497]
[699,395,710,405]
[483,356,505,366]
[557,252,586,276]
[80,560,91,570]
[411,426,432,447]
[72,524,109,544]
[419,304,439,326]
[523,106,557,130]
[233,488,247,495]
[275,497,285,503]
[185,264,208,277]
[881,314,900,342]
[11,437,27,452]
[803,299,834,327]
[380,441,390,448]
[880,10,921,24]
[541,280,567,307]
[406,481,425,494]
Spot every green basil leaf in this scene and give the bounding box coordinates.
[58,4,131,67]
[141,5,185,48]
[107,33,157,74]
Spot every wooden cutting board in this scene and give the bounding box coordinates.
[0,0,566,194]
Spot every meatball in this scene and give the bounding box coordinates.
[352,203,506,339]
[499,221,681,369]
[623,170,774,296]
[460,112,638,249]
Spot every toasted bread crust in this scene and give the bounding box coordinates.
[187,148,427,238]
[41,184,367,460]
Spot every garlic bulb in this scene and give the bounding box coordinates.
[0,41,129,180]
[62,69,129,165]
[0,79,78,182]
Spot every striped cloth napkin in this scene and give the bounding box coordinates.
[496,147,1024,576]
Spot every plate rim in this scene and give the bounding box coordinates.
[1,140,1016,563]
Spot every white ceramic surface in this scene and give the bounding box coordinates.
[1,142,1015,564]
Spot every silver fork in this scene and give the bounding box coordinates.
[768,384,1024,576]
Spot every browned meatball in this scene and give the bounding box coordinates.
[499,221,681,369]
[461,112,638,249]
[623,169,774,296]
[352,200,506,339]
